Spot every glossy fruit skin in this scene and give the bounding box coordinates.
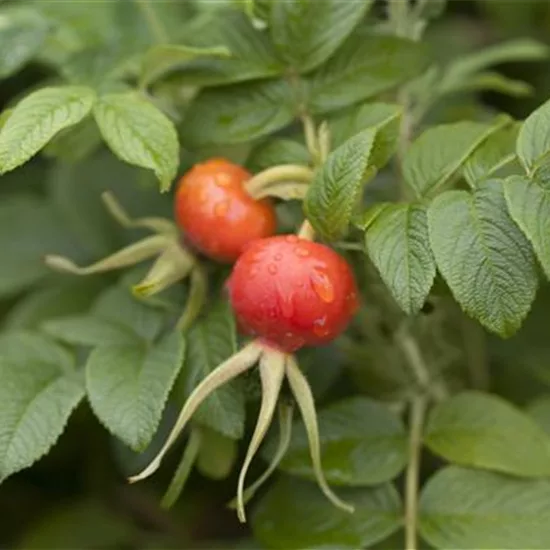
[227,235,359,352]
[174,158,277,263]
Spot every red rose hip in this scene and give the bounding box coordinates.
[174,158,277,263]
[227,235,359,352]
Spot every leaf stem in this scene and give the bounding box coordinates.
[388,0,410,38]
[405,396,426,550]
[135,0,169,44]
[461,316,490,390]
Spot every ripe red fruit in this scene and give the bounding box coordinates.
[174,158,277,263]
[227,235,359,352]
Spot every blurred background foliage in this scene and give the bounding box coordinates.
[2,0,550,548]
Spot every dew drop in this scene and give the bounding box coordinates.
[268,264,278,275]
[215,173,232,187]
[311,269,335,303]
[295,246,310,258]
[285,235,298,243]
[274,253,283,261]
[280,295,294,319]
[214,200,229,216]
[313,317,330,338]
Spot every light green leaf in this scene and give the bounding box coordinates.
[180,301,245,439]
[172,8,284,86]
[517,97,550,177]
[504,175,550,279]
[86,331,185,451]
[247,138,310,173]
[441,71,533,98]
[0,194,83,298]
[252,477,402,550]
[428,182,538,337]
[42,315,140,347]
[441,39,549,91]
[0,6,50,78]
[0,86,96,174]
[307,29,428,114]
[403,118,508,197]
[365,203,436,315]
[139,43,231,88]
[425,391,550,477]
[304,128,377,241]
[270,0,372,73]
[184,79,295,147]
[463,123,519,186]
[263,397,407,486]
[419,466,550,549]
[93,92,179,192]
[527,396,550,436]
[0,332,84,481]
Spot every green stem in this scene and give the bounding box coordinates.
[461,316,490,390]
[388,0,410,38]
[160,428,202,509]
[405,396,426,550]
[135,0,169,44]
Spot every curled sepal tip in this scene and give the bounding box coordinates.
[176,266,208,333]
[44,234,170,276]
[132,242,195,298]
[128,341,263,484]
[101,191,177,236]
[236,348,286,523]
[285,355,355,515]
[228,401,293,512]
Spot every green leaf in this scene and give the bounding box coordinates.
[403,118,508,197]
[183,79,295,147]
[517,97,550,176]
[440,39,549,92]
[172,9,284,87]
[419,466,550,549]
[504,175,550,279]
[0,86,96,174]
[0,6,50,78]
[428,182,538,336]
[307,29,428,114]
[527,396,550,436]
[305,128,376,240]
[247,138,310,173]
[263,397,407,486]
[252,477,402,550]
[0,332,84,481]
[42,315,140,347]
[329,102,402,149]
[93,92,179,192]
[365,203,436,315]
[425,391,550,477]
[269,0,372,73]
[86,331,185,451]
[180,301,245,439]
[463,123,519,186]
[0,194,83,298]
[139,44,231,89]
[440,71,533,98]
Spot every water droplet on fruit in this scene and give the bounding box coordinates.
[286,235,298,243]
[268,264,278,275]
[280,295,294,318]
[214,200,229,216]
[313,317,330,338]
[250,266,259,277]
[311,269,335,303]
[295,246,310,257]
[274,253,283,261]
[215,173,232,187]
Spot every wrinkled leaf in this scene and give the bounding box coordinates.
[428,182,538,336]
[517,97,550,176]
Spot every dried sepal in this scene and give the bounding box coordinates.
[132,241,195,298]
[44,234,171,275]
[102,191,177,236]
[236,348,286,523]
[228,401,293,511]
[128,341,263,483]
[160,428,202,509]
[253,181,310,201]
[285,355,355,514]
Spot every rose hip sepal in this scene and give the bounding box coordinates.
[127,236,359,523]
[174,158,277,263]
